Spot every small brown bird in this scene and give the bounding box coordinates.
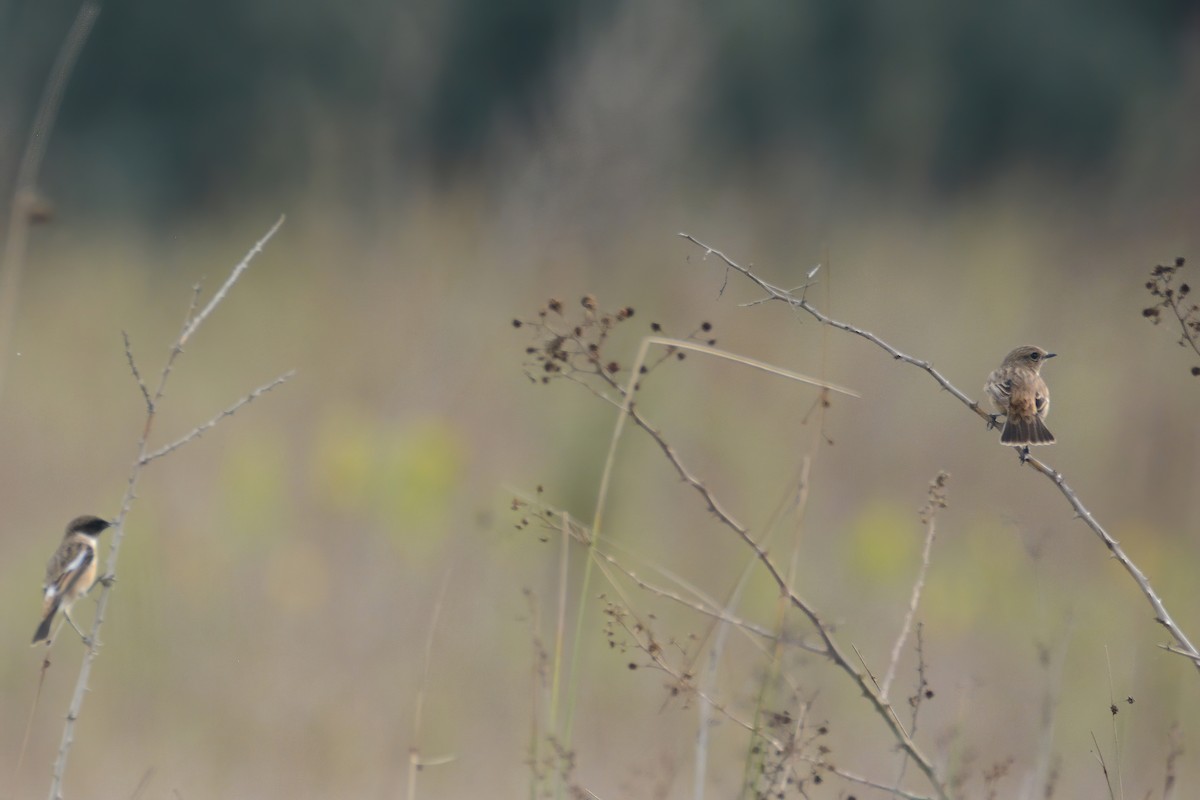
[32,516,111,645]
[984,345,1056,446]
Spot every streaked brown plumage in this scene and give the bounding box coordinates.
[32,516,111,645]
[984,345,1056,446]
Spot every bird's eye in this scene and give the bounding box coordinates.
[1030,352,1040,361]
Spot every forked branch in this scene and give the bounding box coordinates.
[47,219,292,800]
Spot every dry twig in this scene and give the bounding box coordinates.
[679,233,1200,676]
[47,219,291,800]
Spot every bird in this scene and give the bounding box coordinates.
[984,345,1057,447]
[32,516,112,645]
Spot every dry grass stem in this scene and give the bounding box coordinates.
[405,569,456,800]
[882,471,949,701]
[0,2,101,405]
[1089,731,1117,800]
[640,337,860,397]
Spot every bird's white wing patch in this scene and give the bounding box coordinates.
[63,550,89,574]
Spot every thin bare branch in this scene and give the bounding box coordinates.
[807,759,936,800]
[1090,731,1118,800]
[139,371,295,465]
[178,214,285,347]
[48,221,290,800]
[680,232,1200,676]
[679,234,984,417]
[142,285,206,430]
[122,331,152,413]
[1158,643,1200,663]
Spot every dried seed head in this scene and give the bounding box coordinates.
[581,294,598,311]
[548,298,564,315]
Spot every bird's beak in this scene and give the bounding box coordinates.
[1044,353,1057,359]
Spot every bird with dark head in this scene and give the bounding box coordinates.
[32,515,112,645]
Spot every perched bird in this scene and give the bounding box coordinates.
[984,345,1057,446]
[32,516,111,645]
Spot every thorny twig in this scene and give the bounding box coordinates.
[680,233,1200,677]
[48,219,291,800]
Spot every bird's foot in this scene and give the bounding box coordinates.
[986,413,1002,431]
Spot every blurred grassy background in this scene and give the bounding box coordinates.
[2,1,1200,797]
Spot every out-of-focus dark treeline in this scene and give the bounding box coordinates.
[2,0,1196,218]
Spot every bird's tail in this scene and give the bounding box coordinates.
[1000,416,1055,445]
[32,608,57,645]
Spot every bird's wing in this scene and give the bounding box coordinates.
[44,540,94,600]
